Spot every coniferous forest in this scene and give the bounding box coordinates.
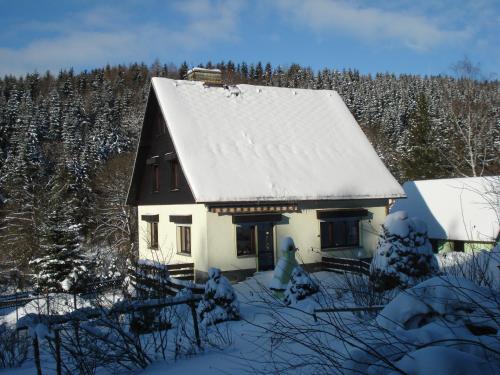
[0,60,498,291]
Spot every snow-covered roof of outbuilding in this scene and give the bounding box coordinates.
[392,177,500,242]
[151,78,405,203]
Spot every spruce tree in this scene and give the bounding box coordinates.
[31,174,87,293]
[401,93,444,180]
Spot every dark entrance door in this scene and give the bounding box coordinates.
[257,223,274,271]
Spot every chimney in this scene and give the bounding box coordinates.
[186,67,223,86]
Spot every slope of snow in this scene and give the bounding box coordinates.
[151,78,405,202]
[392,177,499,242]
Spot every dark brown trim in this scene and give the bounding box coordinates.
[317,209,368,220]
[164,152,177,161]
[141,214,159,222]
[146,156,159,165]
[170,215,192,224]
[232,214,283,224]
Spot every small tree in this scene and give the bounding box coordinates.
[370,211,439,291]
[283,266,319,305]
[197,268,239,326]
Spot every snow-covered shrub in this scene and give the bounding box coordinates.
[269,236,298,290]
[364,276,500,374]
[439,245,500,290]
[0,323,29,369]
[197,268,239,326]
[283,266,319,305]
[370,211,439,291]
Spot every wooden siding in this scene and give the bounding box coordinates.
[127,88,195,206]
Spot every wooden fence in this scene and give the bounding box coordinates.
[17,295,203,375]
[128,261,205,298]
[322,256,371,276]
[0,278,123,314]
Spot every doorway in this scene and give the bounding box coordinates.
[257,222,274,271]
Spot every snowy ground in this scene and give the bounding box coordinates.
[140,271,346,374]
[1,265,499,374]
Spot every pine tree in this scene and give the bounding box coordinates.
[401,93,444,180]
[30,174,87,293]
[178,61,189,80]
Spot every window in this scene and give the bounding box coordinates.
[454,240,464,252]
[177,226,191,254]
[320,220,359,249]
[155,113,167,135]
[236,225,257,256]
[170,160,180,191]
[152,165,160,192]
[148,221,158,249]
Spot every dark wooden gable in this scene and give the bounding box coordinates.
[126,86,195,206]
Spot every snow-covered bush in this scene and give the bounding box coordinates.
[439,245,500,290]
[197,268,239,326]
[269,236,298,290]
[283,266,319,305]
[362,276,500,374]
[370,211,439,291]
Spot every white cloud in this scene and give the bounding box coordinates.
[0,1,244,76]
[273,0,471,51]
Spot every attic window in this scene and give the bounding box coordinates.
[155,112,167,135]
[153,165,160,192]
[170,160,180,191]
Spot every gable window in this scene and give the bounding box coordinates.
[320,220,359,249]
[155,112,167,135]
[170,160,180,191]
[152,165,160,192]
[177,226,191,255]
[236,224,257,256]
[148,221,159,249]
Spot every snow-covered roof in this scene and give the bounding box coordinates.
[151,78,405,202]
[392,177,500,242]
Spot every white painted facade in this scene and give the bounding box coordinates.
[138,200,388,280]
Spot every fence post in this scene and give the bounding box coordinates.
[55,329,62,375]
[189,301,201,348]
[15,291,19,323]
[33,335,42,375]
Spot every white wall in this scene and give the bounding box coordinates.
[137,204,208,272]
[277,202,387,263]
[138,200,388,273]
[206,213,258,271]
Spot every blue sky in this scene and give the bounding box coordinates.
[1,0,499,77]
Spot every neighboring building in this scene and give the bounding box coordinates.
[392,177,500,253]
[126,70,404,281]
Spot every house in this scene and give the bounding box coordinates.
[126,69,405,281]
[391,177,500,252]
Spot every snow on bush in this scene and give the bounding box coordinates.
[197,268,239,326]
[269,236,298,290]
[368,276,500,374]
[370,211,439,291]
[283,266,319,305]
[439,245,500,290]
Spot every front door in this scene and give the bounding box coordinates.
[257,223,274,271]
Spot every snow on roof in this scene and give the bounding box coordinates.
[392,177,500,242]
[152,78,405,203]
